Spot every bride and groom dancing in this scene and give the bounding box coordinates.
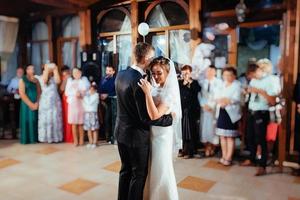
[114,42,182,200]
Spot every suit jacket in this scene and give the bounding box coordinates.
[294,74,300,103]
[114,67,173,147]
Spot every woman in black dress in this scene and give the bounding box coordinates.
[179,65,201,158]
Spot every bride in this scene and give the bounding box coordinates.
[138,56,182,200]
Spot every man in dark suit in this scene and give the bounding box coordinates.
[115,42,173,200]
[293,73,300,176]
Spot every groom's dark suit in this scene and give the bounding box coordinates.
[115,67,173,200]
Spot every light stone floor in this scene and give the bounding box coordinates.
[0,140,300,200]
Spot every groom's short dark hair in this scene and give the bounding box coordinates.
[134,42,154,64]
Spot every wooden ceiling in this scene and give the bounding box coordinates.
[0,0,100,18]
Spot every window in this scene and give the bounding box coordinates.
[58,16,81,69]
[97,8,132,75]
[145,1,190,68]
[237,25,280,75]
[29,21,49,75]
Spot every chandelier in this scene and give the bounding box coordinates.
[235,0,247,22]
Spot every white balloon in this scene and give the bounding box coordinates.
[138,22,149,36]
[205,31,215,41]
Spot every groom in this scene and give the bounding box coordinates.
[115,42,173,200]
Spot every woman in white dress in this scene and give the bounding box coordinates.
[37,63,63,143]
[138,56,182,200]
[199,65,222,157]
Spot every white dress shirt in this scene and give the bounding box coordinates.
[7,76,21,99]
[131,65,146,76]
[248,74,279,111]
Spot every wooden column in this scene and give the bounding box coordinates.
[294,0,300,76]
[46,15,53,61]
[289,0,300,154]
[189,0,202,56]
[131,0,138,64]
[18,19,28,67]
[228,28,237,66]
[79,9,92,50]
[279,0,298,168]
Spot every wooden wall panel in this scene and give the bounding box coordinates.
[79,9,92,50]
[189,0,202,56]
[279,0,298,167]
[131,0,138,64]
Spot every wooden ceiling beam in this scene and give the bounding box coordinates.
[27,8,82,21]
[204,3,286,18]
[30,0,82,9]
[66,0,97,8]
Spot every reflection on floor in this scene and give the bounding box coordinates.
[0,140,299,200]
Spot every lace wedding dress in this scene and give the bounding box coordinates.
[144,59,182,200]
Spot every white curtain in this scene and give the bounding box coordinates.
[0,16,19,84]
[120,15,131,32]
[62,16,81,68]
[147,5,169,28]
[148,5,191,65]
[31,22,49,75]
[152,35,167,57]
[117,35,131,70]
[170,30,191,65]
[100,14,131,71]
[149,5,169,57]
[117,15,131,70]
[270,44,280,74]
[32,22,48,40]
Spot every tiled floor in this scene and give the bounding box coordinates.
[0,140,299,200]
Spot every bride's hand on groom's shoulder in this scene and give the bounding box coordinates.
[138,78,152,94]
[171,112,176,119]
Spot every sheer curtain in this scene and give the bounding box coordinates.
[117,15,131,70]
[170,30,191,65]
[31,22,49,75]
[148,5,168,57]
[100,14,131,71]
[147,5,191,65]
[62,16,81,68]
[0,16,19,84]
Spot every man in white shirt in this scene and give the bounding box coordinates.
[242,64,276,176]
[7,67,24,97]
[6,67,24,134]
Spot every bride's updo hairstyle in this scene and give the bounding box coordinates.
[149,56,170,73]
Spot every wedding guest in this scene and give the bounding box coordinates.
[60,65,73,143]
[243,63,277,176]
[216,67,242,166]
[257,58,282,164]
[239,64,257,154]
[199,65,222,157]
[7,67,24,133]
[7,67,24,95]
[37,63,63,143]
[65,67,90,146]
[83,82,100,149]
[19,65,41,144]
[99,65,117,144]
[178,65,201,159]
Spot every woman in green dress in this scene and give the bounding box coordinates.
[19,65,41,144]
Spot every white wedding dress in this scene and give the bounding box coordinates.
[144,59,182,200]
